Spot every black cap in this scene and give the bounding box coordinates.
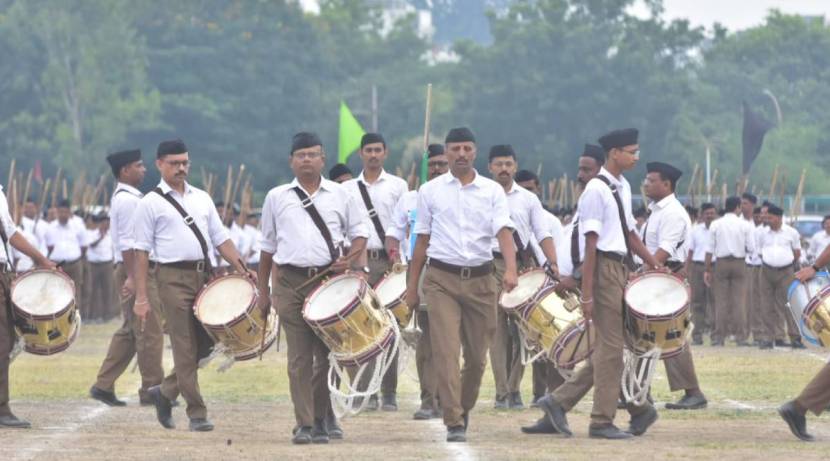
[767,204,784,217]
[581,144,605,164]
[157,139,188,158]
[427,144,445,158]
[328,163,352,180]
[360,133,385,148]
[291,132,323,154]
[598,128,639,151]
[445,127,476,144]
[646,162,682,183]
[56,199,71,209]
[106,149,141,178]
[515,170,538,183]
[488,144,516,160]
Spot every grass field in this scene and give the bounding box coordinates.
[4,320,830,460]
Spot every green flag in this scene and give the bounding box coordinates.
[420,151,428,185]
[338,100,366,163]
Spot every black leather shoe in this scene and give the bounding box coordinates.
[0,413,31,428]
[89,386,126,407]
[148,385,175,429]
[692,337,704,346]
[325,412,343,439]
[537,395,572,436]
[509,391,524,410]
[381,393,398,411]
[530,395,543,408]
[710,340,724,347]
[774,339,790,348]
[628,405,658,436]
[311,418,329,444]
[665,394,708,410]
[791,338,806,349]
[759,341,774,350]
[521,417,560,434]
[413,407,434,420]
[446,425,466,442]
[494,395,508,409]
[365,394,379,411]
[778,401,815,442]
[189,418,214,432]
[292,426,313,444]
[463,412,469,430]
[589,424,633,439]
[141,395,179,407]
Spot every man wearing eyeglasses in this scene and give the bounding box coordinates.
[342,133,409,411]
[133,139,255,432]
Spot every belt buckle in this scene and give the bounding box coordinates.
[196,261,205,272]
[368,249,380,260]
[460,267,472,280]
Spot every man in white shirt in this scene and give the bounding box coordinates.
[256,132,369,444]
[213,202,250,276]
[534,129,660,440]
[405,127,518,443]
[20,198,47,254]
[343,133,408,412]
[757,204,803,349]
[0,185,56,428]
[738,193,760,347]
[641,162,707,410]
[807,216,830,263]
[243,212,262,271]
[687,203,717,344]
[91,148,166,409]
[749,203,769,346]
[704,196,755,346]
[487,145,558,411]
[45,199,86,314]
[134,139,253,433]
[85,214,115,321]
[386,143,449,421]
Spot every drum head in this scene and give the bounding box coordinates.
[374,271,406,307]
[305,275,363,322]
[12,270,74,316]
[196,276,256,325]
[501,270,547,309]
[625,273,688,317]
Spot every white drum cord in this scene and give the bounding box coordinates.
[621,347,661,406]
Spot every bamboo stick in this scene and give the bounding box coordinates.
[6,158,15,190]
[51,168,62,207]
[227,164,246,223]
[790,168,807,219]
[768,165,780,200]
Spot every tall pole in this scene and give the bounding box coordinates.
[371,84,378,132]
[705,145,711,202]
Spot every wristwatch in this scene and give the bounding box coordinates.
[359,266,371,275]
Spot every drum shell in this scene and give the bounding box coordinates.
[788,272,830,346]
[624,271,691,358]
[803,286,830,348]
[11,269,79,356]
[374,271,413,328]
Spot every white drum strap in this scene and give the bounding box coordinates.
[519,336,547,366]
[9,336,25,363]
[621,347,661,406]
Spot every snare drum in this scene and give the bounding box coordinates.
[802,284,830,347]
[11,270,79,355]
[788,271,830,346]
[194,274,276,361]
[303,273,393,366]
[374,268,412,328]
[624,271,691,358]
[499,269,594,368]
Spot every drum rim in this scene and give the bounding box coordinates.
[21,311,81,355]
[804,284,830,316]
[193,274,258,326]
[11,269,76,320]
[787,271,829,301]
[373,271,406,310]
[499,268,551,310]
[624,270,690,318]
[552,320,594,368]
[303,273,367,324]
[518,284,560,321]
[334,326,395,367]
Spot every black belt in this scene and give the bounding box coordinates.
[56,258,82,267]
[280,264,331,278]
[493,251,504,260]
[666,261,684,273]
[692,261,705,265]
[429,258,493,279]
[89,260,114,265]
[156,260,208,272]
[367,249,388,260]
[763,263,793,271]
[597,250,626,263]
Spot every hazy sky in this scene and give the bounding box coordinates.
[630,0,830,31]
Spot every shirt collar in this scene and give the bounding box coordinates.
[649,193,676,212]
[599,167,623,186]
[158,179,192,195]
[290,176,333,195]
[358,169,389,185]
[445,170,484,188]
[116,182,142,196]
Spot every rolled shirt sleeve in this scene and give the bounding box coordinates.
[0,195,17,241]
[414,190,433,236]
[344,191,370,242]
[490,188,514,236]
[387,194,409,242]
[259,190,278,254]
[790,227,801,250]
[658,214,687,255]
[113,197,137,253]
[206,198,231,248]
[578,188,604,236]
[133,198,155,253]
[528,195,553,244]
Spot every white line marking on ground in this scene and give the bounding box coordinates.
[427,418,477,461]
[723,399,757,411]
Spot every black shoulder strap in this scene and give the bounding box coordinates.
[292,186,340,263]
[570,217,580,269]
[594,176,633,261]
[151,188,212,270]
[357,181,386,243]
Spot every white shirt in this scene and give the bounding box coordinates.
[134,180,230,263]
[389,189,419,262]
[216,222,250,267]
[45,220,85,262]
[490,182,552,254]
[343,169,408,250]
[578,167,635,254]
[746,225,767,266]
[12,226,38,271]
[0,186,19,265]
[759,223,800,268]
[244,224,262,264]
[21,216,48,253]
[86,228,114,263]
[808,230,830,262]
[558,218,577,277]
[643,193,690,264]
[689,222,714,263]
[415,171,513,266]
[260,177,369,267]
[707,212,755,259]
[110,182,143,263]
[532,210,563,267]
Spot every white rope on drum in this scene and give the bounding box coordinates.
[621,347,661,406]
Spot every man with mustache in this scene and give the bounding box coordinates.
[342,133,408,411]
[405,127,518,442]
[386,143,449,420]
[687,202,718,345]
[133,139,255,432]
[487,145,559,410]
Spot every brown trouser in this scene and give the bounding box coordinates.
[157,265,212,420]
[532,361,565,399]
[490,257,524,398]
[423,264,497,428]
[797,362,830,415]
[415,309,438,410]
[88,261,115,321]
[663,347,700,392]
[275,267,332,428]
[749,266,765,341]
[368,255,398,397]
[60,259,84,319]
[688,262,713,339]
[81,260,92,320]
[759,264,800,342]
[0,272,14,417]
[711,257,747,344]
[93,264,164,401]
